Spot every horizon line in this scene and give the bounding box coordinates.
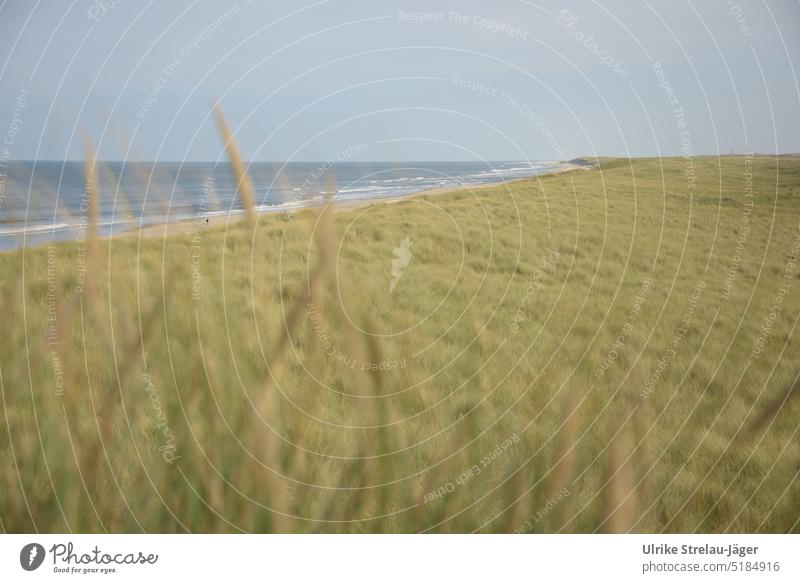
[5,153,799,164]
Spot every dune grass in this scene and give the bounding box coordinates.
[1,153,799,533]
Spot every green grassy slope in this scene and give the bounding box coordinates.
[1,155,799,533]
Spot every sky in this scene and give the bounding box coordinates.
[0,0,799,161]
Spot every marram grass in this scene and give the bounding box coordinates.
[1,154,799,533]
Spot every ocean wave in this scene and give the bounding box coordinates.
[0,222,71,236]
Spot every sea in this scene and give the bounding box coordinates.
[0,160,560,250]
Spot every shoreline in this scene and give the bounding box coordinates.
[0,162,589,251]
[127,162,589,241]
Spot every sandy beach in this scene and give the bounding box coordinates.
[128,161,590,241]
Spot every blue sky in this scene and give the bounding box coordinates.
[1,0,798,161]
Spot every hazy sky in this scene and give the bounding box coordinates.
[1,0,798,161]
